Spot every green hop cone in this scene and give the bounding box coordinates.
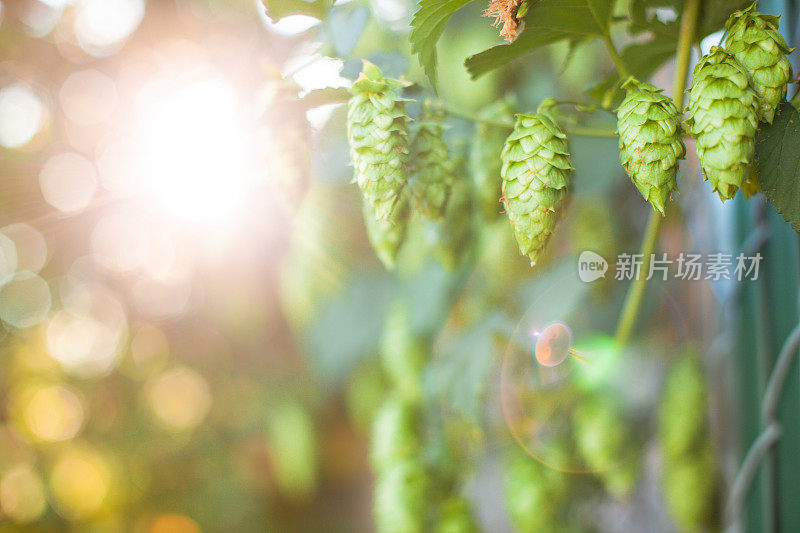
[426,178,474,271]
[436,497,478,533]
[410,114,453,219]
[573,393,638,497]
[500,101,573,266]
[265,401,318,501]
[370,396,420,474]
[470,101,514,220]
[616,78,686,214]
[685,47,760,201]
[374,459,428,533]
[363,197,408,270]
[659,354,707,459]
[347,61,411,219]
[379,302,426,403]
[663,441,717,532]
[725,4,793,124]
[503,446,568,532]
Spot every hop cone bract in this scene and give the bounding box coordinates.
[725,4,793,124]
[500,105,572,265]
[363,197,408,270]
[686,47,760,201]
[410,116,453,219]
[347,62,411,219]
[617,78,685,213]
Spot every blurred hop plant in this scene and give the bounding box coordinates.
[364,198,409,270]
[409,109,453,219]
[374,459,428,533]
[725,4,793,124]
[503,446,568,532]
[370,396,420,473]
[265,401,319,501]
[470,101,514,220]
[573,393,639,497]
[659,354,718,531]
[379,302,426,403]
[500,100,573,266]
[616,78,685,214]
[436,497,478,533]
[426,177,475,271]
[347,61,411,220]
[685,47,760,201]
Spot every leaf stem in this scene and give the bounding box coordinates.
[613,0,700,347]
[602,33,630,78]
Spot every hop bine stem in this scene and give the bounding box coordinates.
[613,0,701,347]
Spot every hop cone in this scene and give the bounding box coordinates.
[374,459,427,533]
[470,101,514,219]
[410,115,453,219]
[347,62,411,219]
[659,354,718,532]
[573,394,638,497]
[379,302,425,402]
[370,396,420,474]
[500,103,573,265]
[725,4,793,124]
[363,197,408,270]
[659,355,707,459]
[503,446,567,532]
[436,498,478,533]
[686,47,760,201]
[427,179,474,271]
[616,78,685,213]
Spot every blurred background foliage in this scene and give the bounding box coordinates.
[0,0,793,531]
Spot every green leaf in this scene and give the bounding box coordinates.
[464,0,614,79]
[411,0,474,86]
[262,0,330,21]
[755,102,800,233]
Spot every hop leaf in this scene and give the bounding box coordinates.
[685,47,760,201]
[725,4,794,124]
[500,103,573,265]
[363,197,409,270]
[616,78,686,214]
[470,101,514,220]
[347,62,411,219]
[409,115,454,219]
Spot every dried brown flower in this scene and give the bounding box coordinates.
[484,0,524,42]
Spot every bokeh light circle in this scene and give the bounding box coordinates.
[0,83,44,149]
[0,464,47,523]
[59,69,118,125]
[49,447,112,520]
[2,224,47,274]
[146,367,212,431]
[39,152,98,213]
[0,272,51,329]
[496,269,687,474]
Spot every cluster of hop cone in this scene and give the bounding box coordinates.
[346,4,794,269]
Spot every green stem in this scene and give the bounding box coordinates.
[613,0,700,347]
[440,102,617,137]
[602,33,630,78]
